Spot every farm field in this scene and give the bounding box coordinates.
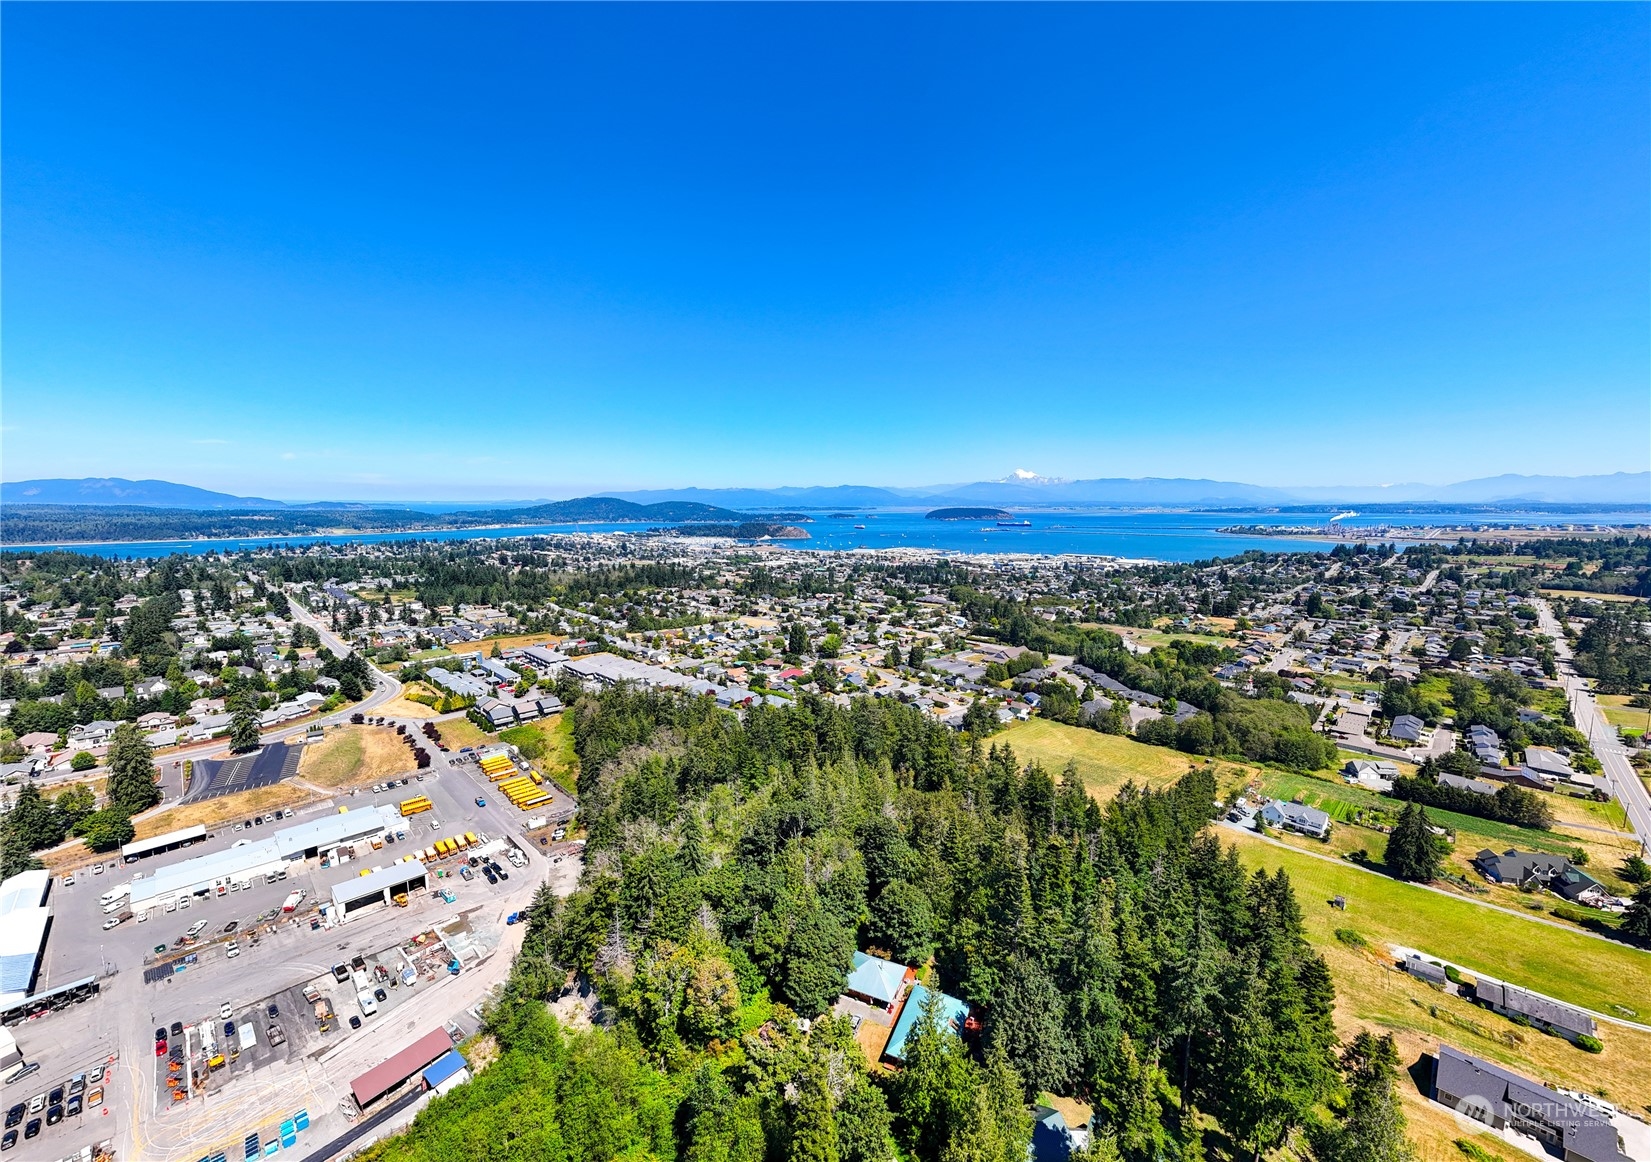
[1226,830,1651,1025]
[439,631,567,659]
[1099,624,1238,650]
[1541,588,1645,603]
[1255,765,1638,884]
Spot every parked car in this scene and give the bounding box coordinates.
[24,1118,39,1140]
[220,1002,233,1019]
[474,797,486,808]
[267,1003,279,1018]
[223,921,238,934]
[3,1106,21,1129]
[1,1128,15,1151]
[65,1096,81,1118]
[45,1105,61,1127]
[373,987,387,1003]
[349,1016,361,1030]
[46,1089,61,1108]
[226,941,240,959]
[169,1021,183,1038]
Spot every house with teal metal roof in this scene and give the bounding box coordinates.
[882,983,970,1064]
[844,951,913,1013]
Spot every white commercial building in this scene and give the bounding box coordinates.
[126,806,401,911]
[0,870,51,1008]
[331,860,429,917]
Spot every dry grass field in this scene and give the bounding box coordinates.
[298,725,415,788]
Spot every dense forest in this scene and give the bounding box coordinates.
[364,687,1414,1162]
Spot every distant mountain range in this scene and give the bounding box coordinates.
[613,472,1651,508]
[3,471,1646,515]
[1,477,294,509]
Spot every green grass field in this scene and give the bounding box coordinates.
[1099,625,1238,651]
[1598,694,1651,735]
[996,719,1205,795]
[1226,831,1651,1018]
[499,713,578,793]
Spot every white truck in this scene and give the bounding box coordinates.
[99,885,130,913]
[237,1021,257,1054]
[280,889,306,913]
[357,990,378,1017]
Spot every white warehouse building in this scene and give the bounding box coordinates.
[126,806,401,912]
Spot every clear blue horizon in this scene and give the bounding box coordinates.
[3,4,1647,500]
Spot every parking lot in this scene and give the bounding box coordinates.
[3,1055,118,1157]
[4,711,578,1162]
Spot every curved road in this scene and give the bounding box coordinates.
[151,596,400,776]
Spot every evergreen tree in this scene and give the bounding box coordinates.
[790,1066,841,1162]
[1095,1033,1170,1162]
[985,954,1077,1097]
[869,880,936,965]
[679,810,709,876]
[1309,1032,1416,1162]
[781,903,854,1018]
[1623,884,1651,943]
[229,708,261,754]
[105,723,162,813]
[0,826,42,880]
[1384,802,1441,882]
[836,1080,893,1162]
[942,1044,1033,1162]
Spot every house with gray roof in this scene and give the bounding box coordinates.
[1439,772,1498,797]
[1472,979,1597,1043]
[1389,714,1426,742]
[1432,1045,1628,1162]
[1260,798,1331,839]
[1472,848,1571,887]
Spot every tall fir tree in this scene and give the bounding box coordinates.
[1309,1032,1417,1162]
[1385,802,1441,882]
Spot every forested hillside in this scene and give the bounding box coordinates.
[364,689,1412,1162]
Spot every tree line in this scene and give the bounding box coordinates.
[363,686,1415,1162]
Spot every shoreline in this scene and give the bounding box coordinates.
[1217,523,1650,544]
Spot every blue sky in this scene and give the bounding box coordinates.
[3,4,1647,500]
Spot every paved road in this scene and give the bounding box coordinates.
[142,597,399,779]
[1534,599,1651,856]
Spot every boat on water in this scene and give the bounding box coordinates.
[854,524,866,529]
[996,519,1032,527]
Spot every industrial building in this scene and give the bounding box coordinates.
[422,1050,471,1097]
[0,870,51,1009]
[121,823,208,863]
[330,861,429,917]
[129,839,289,911]
[351,1028,456,1109]
[125,806,401,912]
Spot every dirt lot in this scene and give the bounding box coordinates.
[298,725,415,789]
